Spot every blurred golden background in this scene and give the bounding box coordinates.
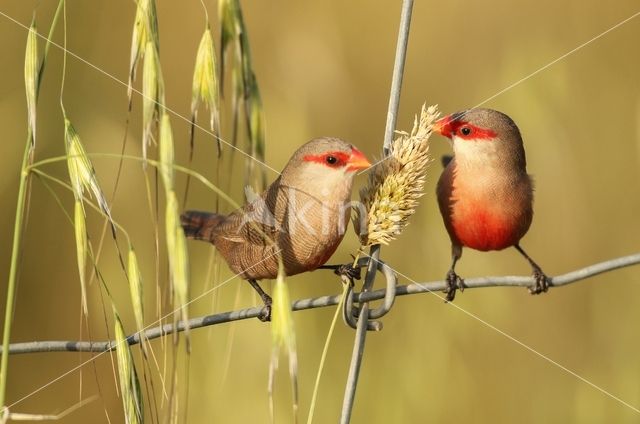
[1,0,640,422]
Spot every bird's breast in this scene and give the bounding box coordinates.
[438,165,533,251]
[451,200,525,251]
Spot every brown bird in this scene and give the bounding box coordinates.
[181,137,371,320]
[433,108,550,301]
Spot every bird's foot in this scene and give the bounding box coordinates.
[528,267,551,295]
[319,262,363,284]
[258,296,273,322]
[444,269,465,302]
[333,263,362,282]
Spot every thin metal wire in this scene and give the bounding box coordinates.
[2,251,639,355]
[340,0,414,422]
[343,257,396,329]
[339,302,370,424]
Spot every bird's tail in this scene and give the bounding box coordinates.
[180,210,224,242]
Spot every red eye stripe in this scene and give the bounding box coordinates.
[456,122,496,140]
[451,121,496,140]
[303,151,351,167]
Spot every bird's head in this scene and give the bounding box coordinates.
[281,137,371,199]
[298,138,370,173]
[286,137,370,176]
[433,108,526,169]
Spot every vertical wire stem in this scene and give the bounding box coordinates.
[339,1,414,422]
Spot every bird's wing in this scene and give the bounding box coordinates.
[213,190,281,246]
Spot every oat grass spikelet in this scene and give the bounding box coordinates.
[114,309,144,424]
[127,247,144,333]
[128,0,159,100]
[73,200,88,315]
[191,27,220,136]
[355,104,439,246]
[25,20,38,146]
[269,263,298,422]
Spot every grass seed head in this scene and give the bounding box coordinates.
[191,27,220,133]
[64,118,112,220]
[127,247,144,332]
[142,41,161,159]
[128,0,159,97]
[114,309,144,424]
[158,112,174,192]
[73,200,88,315]
[355,104,439,246]
[165,191,190,333]
[25,20,38,146]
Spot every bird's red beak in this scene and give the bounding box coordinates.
[433,115,454,139]
[346,147,371,171]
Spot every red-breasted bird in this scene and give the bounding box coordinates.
[181,137,371,320]
[433,108,550,301]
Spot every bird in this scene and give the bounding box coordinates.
[181,137,371,320]
[433,108,550,301]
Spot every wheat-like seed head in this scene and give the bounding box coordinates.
[191,27,220,132]
[354,104,439,246]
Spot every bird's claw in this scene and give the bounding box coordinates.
[444,269,465,302]
[258,302,272,322]
[528,268,551,295]
[333,263,362,282]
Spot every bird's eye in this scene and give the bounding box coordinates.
[326,155,337,165]
[460,126,472,136]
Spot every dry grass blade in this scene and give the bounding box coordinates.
[159,112,174,192]
[128,0,159,101]
[114,309,144,424]
[165,191,190,342]
[142,41,161,161]
[355,104,439,246]
[191,27,220,139]
[127,247,144,333]
[24,19,38,146]
[269,264,298,423]
[64,117,114,232]
[73,200,88,315]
